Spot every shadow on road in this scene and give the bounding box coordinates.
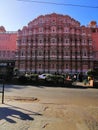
[0,107,34,123]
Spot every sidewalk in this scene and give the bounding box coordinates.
[72,81,93,87]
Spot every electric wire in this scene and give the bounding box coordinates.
[17,0,98,8]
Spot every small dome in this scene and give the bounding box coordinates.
[89,21,97,28]
[0,26,6,32]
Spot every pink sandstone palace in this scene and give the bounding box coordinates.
[0,13,98,75]
[16,13,98,74]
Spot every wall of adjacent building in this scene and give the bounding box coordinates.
[0,27,17,75]
[0,32,17,60]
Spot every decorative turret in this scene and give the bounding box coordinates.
[0,26,6,32]
[88,21,97,28]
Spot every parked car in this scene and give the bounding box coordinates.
[38,73,53,80]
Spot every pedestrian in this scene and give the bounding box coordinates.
[79,73,83,82]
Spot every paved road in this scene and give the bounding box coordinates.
[0,85,98,130]
[2,84,98,106]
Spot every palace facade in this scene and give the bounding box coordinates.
[16,13,95,74]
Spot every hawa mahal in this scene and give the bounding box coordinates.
[16,13,98,74]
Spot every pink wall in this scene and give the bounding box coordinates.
[92,32,98,51]
[0,33,17,51]
[92,32,98,60]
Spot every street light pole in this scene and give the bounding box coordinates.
[2,79,5,104]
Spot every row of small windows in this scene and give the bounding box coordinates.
[20,62,91,69]
[0,51,15,56]
[20,63,69,69]
[30,17,78,25]
[19,50,92,57]
[19,38,92,44]
[22,27,91,35]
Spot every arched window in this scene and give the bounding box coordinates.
[83,49,87,56]
[66,64,69,69]
[39,38,43,44]
[39,27,43,33]
[51,38,57,43]
[64,38,69,44]
[64,27,69,33]
[38,51,43,56]
[51,26,56,33]
[21,49,25,56]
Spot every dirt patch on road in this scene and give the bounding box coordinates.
[5,96,39,102]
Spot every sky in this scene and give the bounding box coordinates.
[0,0,98,31]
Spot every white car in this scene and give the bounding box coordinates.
[38,73,52,80]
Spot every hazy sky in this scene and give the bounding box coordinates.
[0,0,98,31]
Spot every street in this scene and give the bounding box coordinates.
[0,85,98,130]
